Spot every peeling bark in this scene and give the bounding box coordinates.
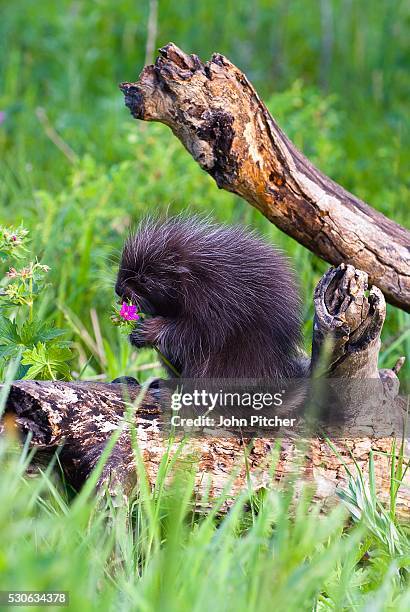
[2,380,158,496]
[119,43,410,312]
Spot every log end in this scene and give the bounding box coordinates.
[312,263,386,377]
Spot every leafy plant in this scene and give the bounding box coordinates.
[0,225,73,381]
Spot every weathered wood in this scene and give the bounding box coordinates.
[2,381,156,496]
[119,43,410,312]
[311,263,406,441]
[312,263,386,379]
[1,380,409,514]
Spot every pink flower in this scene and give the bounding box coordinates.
[119,302,139,321]
[0,111,5,125]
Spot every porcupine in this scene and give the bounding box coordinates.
[115,217,304,382]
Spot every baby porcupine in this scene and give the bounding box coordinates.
[115,217,302,380]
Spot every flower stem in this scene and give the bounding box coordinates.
[29,276,33,321]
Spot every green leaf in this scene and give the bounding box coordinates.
[18,319,66,346]
[0,344,20,360]
[21,342,73,381]
[0,315,21,344]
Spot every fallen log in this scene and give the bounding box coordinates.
[119,43,410,312]
[1,264,409,514]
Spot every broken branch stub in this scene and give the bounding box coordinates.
[312,263,386,379]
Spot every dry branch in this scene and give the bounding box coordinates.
[119,43,410,312]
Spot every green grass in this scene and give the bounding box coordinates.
[0,412,409,611]
[0,1,409,609]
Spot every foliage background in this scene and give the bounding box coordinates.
[0,2,409,610]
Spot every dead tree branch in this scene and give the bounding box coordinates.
[120,43,410,311]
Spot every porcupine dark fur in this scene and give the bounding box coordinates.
[115,216,303,381]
